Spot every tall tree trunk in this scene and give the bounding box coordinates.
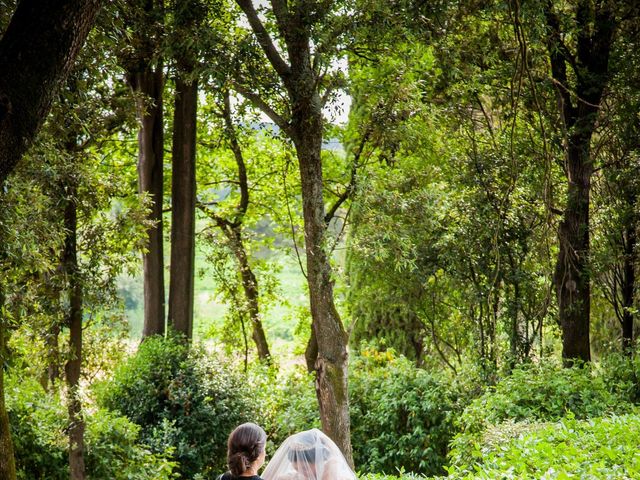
[544,0,616,364]
[168,77,197,339]
[621,222,636,354]
[63,187,85,480]
[217,89,271,361]
[0,0,101,183]
[0,288,17,480]
[292,101,352,467]
[555,129,593,362]
[234,0,352,463]
[226,227,271,360]
[46,322,61,389]
[43,269,62,390]
[130,64,166,338]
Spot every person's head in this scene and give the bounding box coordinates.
[227,422,267,476]
[286,430,329,479]
[262,429,355,480]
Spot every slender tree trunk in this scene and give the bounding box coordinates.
[621,223,636,354]
[130,64,166,338]
[0,0,102,183]
[47,322,61,389]
[168,77,197,339]
[0,186,16,480]
[63,187,85,480]
[43,269,62,390]
[216,88,271,360]
[0,287,16,480]
[226,228,271,360]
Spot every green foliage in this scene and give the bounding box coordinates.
[7,376,67,480]
[357,473,428,480]
[599,352,640,404]
[85,410,179,480]
[96,335,257,478]
[349,347,460,476]
[447,414,640,479]
[449,361,632,468]
[249,364,320,455]
[6,374,177,480]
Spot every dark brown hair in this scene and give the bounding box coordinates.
[227,423,267,476]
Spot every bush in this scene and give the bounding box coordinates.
[447,414,640,479]
[96,335,258,478]
[6,374,176,480]
[599,352,640,404]
[7,375,67,480]
[85,409,179,480]
[349,347,460,476]
[250,364,320,455]
[449,361,633,468]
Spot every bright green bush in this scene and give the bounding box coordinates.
[357,473,433,480]
[447,414,640,479]
[7,375,68,480]
[251,364,320,455]
[85,409,179,479]
[96,335,257,478]
[349,348,460,476]
[599,352,640,404]
[449,361,633,468]
[6,374,177,480]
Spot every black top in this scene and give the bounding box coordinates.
[219,473,263,480]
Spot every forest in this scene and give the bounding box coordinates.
[1,0,640,478]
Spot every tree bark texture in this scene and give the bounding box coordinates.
[218,89,271,361]
[168,78,197,339]
[46,322,61,390]
[0,0,102,183]
[226,227,271,360]
[621,222,636,353]
[555,133,593,362]
[62,187,85,480]
[130,65,166,338]
[288,60,352,462]
[544,0,616,363]
[233,0,354,462]
[293,117,353,467]
[0,290,17,480]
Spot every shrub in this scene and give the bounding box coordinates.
[7,375,68,480]
[599,352,640,405]
[449,361,633,468]
[85,409,179,480]
[349,347,460,476]
[250,364,320,455]
[96,335,257,478]
[447,414,640,479]
[6,374,177,480]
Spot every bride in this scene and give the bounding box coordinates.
[262,429,356,480]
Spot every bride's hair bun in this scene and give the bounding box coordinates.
[227,423,267,476]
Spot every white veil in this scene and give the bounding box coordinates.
[262,429,356,480]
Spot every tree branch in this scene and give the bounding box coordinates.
[235,0,291,79]
[231,81,291,134]
[222,89,250,226]
[543,0,576,128]
[324,129,370,224]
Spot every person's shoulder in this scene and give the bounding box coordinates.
[218,474,264,480]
